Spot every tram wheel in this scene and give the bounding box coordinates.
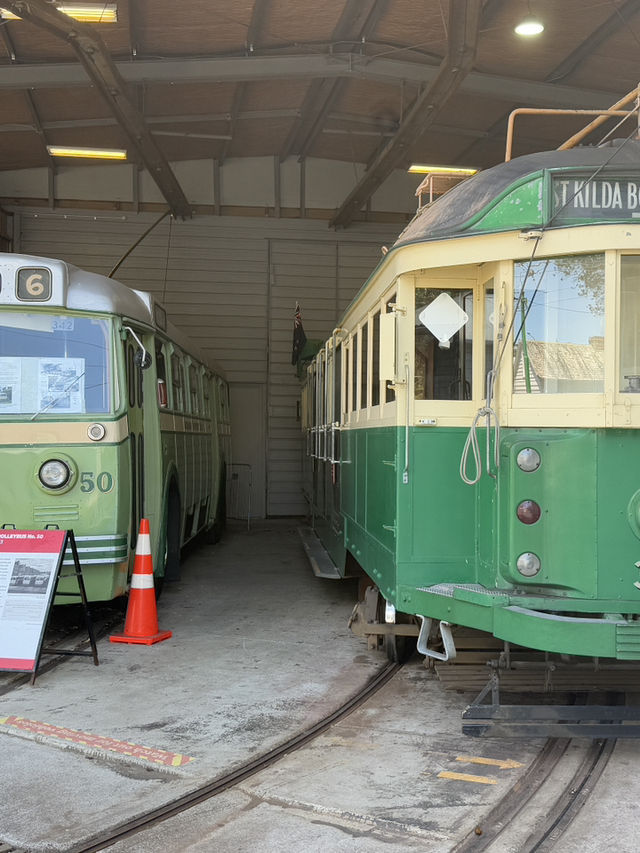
[384,627,416,664]
[375,592,417,664]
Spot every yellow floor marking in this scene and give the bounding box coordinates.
[438,771,497,785]
[455,755,523,770]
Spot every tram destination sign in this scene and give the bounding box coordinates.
[552,174,640,222]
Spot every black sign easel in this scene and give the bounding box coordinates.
[31,529,99,683]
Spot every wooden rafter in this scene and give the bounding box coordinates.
[0,0,192,219]
[280,0,389,161]
[330,0,483,228]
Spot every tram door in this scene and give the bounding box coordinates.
[312,340,345,569]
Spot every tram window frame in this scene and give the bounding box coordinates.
[385,296,396,403]
[414,282,475,403]
[483,279,495,401]
[352,329,359,412]
[344,340,352,419]
[512,253,605,396]
[334,340,342,425]
[360,320,369,410]
[372,310,381,407]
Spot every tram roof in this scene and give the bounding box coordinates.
[394,139,640,248]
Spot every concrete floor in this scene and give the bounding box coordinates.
[0,521,637,852]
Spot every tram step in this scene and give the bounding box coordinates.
[435,663,640,693]
[297,526,341,579]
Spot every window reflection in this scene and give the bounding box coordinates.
[415,288,473,400]
[513,254,605,394]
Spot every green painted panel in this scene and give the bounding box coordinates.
[400,427,476,586]
[596,429,640,601]
[467,175,544,232]
[497,429,598,597]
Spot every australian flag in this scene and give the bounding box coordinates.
[291,302,307,365]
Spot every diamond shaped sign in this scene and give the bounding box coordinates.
[418,292,469,346]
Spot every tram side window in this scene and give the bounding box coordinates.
[372,311,380,407]
[171,352,185,412]
[513,254,604,394]
[484,282,494,399]
[352,331,359,411]
[344,342,351,417]
[334,342,342,423]
[620,256,640,392]
[415,288,473,400]
[385,298,396,403]
[360,321,368,409]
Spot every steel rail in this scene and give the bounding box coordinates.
[74,661,402,853]
[451,708,618,852]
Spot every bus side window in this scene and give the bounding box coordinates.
[203,372,211,418]
[188,363,199,414]
[171,351,185,412]
[156,340,168,407]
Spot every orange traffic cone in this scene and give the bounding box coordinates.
[110,519,172,646]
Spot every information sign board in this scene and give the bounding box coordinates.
[0,529,67,672]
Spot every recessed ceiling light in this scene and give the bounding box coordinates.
[47,146,127,160]
[515,15,544,36]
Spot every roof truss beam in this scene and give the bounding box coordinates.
[329,0,483,228]
[0,52,620,113]
[0,0,191,218]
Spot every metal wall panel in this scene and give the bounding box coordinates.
[17,210,393,516]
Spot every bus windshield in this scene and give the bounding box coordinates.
[0,312,113,416]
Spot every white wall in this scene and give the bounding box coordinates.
[0,155,420,215]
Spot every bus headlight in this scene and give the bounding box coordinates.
[516,552,541,577]
[38,459,71,490]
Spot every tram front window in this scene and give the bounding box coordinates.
[0,312,113,415]
[620,256,640,392]
[513,254,605,394]
[415,288,473,400]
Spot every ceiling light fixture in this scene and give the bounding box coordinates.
[1,4,118,22]
[408,165,477,175]
[515,2,543,36]
[47,145,127,160]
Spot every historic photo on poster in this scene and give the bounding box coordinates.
[0,530,66,672]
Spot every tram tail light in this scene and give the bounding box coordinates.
[517,500,541,524]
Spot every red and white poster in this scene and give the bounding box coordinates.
[0,529,66,671]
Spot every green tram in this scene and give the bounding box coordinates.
[302,137,640,663]
[0,253,230,601]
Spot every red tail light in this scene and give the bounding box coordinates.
[517,500,541,524]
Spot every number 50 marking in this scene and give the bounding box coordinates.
[80,471,114,493]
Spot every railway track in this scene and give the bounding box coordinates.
[452,735,616,852]
[73,661,402,853]
[70,661,619,853]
